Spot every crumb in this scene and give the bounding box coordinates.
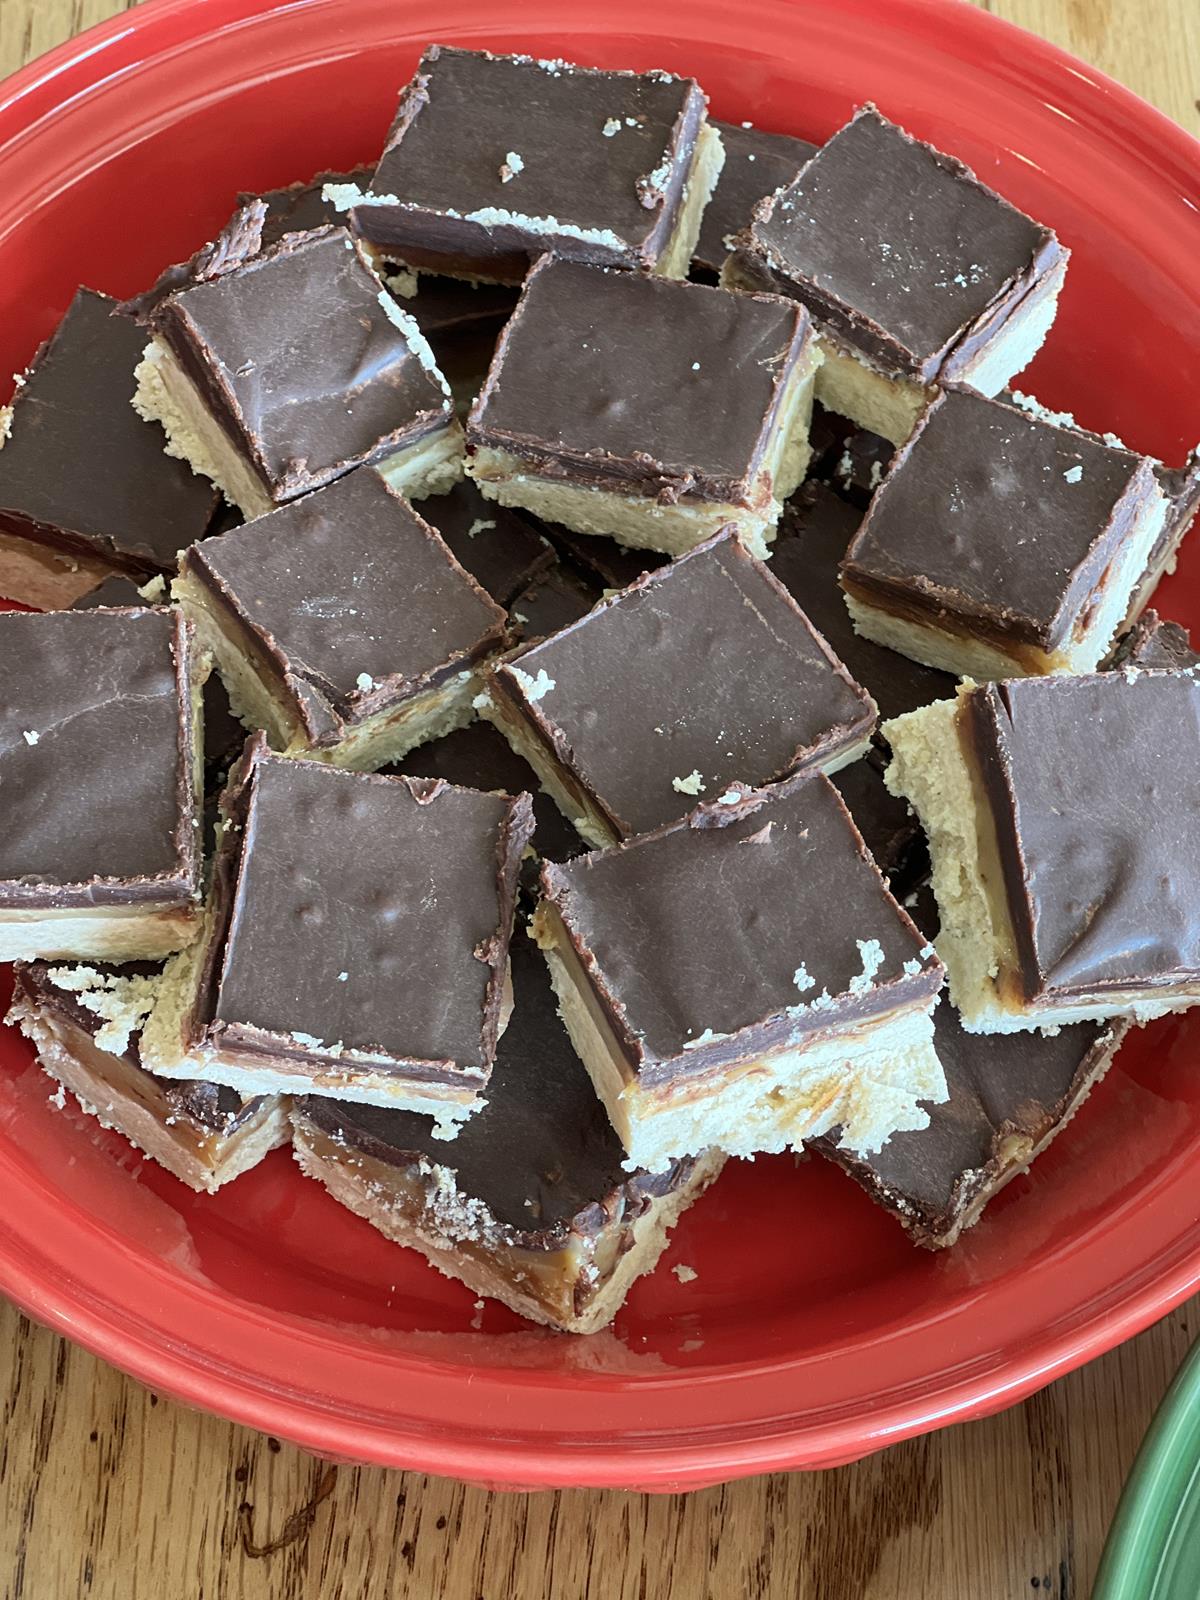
[511,665,555,702]
[499,151,525,183]
[691,362,701,371]
[672,1264,698,1284]
[49,1082,66,1111]
[602,117,621,137]
[467,518,496,537]
[793,963,815,993]
[21,730,38,745]
[336,971,349,982]
[671,769,705,796]
[682,1027,731,1051]
[356,672,374,691]
[1064,464,1083,483]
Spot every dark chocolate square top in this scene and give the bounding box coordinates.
[771,482,954,723]
[541,774,942,1078]
[149,228,453,501]
[296,928,646,1239]
[209,748,532,1074]
[184,468,507,746]
[418,479,553,605]
[493,529,875,838]
[0,608,198,903]
[393,719,582,868]
[746,105,1063,379]
[367,46,705,269]
[842,387,1157,652]
[693,122,817,275]
[965,672,1200,1004]
[0,289,217,573]
[469,257,810,501]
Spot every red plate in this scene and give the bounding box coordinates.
[1,0,1199,1492]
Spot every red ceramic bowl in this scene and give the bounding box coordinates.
[1,0,1199,1493]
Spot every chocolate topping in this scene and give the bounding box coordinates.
[738,104,1066,380]
[355,46,707,278]
[540,773,942,1084]
[508,563,599,642]
[392,720,582,868]
[405,279,521,337]
[297,929,690,1242]
[692,122,816,276]
[770,482,954,723]
[197,743,533,1078]
[468,257,811,504]
[184,468,507,746]
[964,672,1200,1005]
[417,479,552,605]
[146,227,452,504]
[12,960,263,1134]
[492,528,876,839]
[818,888,1126,1245]
[841,387,1160,654]
[1108,610,1200,672]
[0,289,217,576]
[0,608,199,906]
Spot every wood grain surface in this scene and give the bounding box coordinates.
[1,2,1198,1596]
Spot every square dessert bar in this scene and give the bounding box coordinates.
[141,739,534,1122]
[291,928,724,1333]
[533,774,945,1173]
[840,387,1169,678]
[691,122,817,279]
[133,226,462,519]
[7,962,290,1194]
[243,166,374,250]
[724,105,1068,443]
[0,289,217,608]
[334,45,723,283]
[0,608,201,962]
[483,528,876,846]
[174,467,509,768]
[816,888,1129,1248]
[467,256,822,557]
[418,478,553,605]
[885,671,1200,1033]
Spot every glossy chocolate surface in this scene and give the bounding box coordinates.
[841,387,1159,653]
[195,744,533,1078]
[356,45,706,277]
[468,257,810,502]
[965,673,1200,1004]
[737,104,1065,380]
[183,468,507,746]
[147,227,452,503]
[0,608,198,905]
[0,289,217,576]
[492,529,875,839]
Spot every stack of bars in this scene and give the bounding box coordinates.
[3,44,1200,1332]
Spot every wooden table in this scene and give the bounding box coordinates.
[1,2,1198,1595]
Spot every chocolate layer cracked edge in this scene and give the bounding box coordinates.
[6,961,289,1193]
